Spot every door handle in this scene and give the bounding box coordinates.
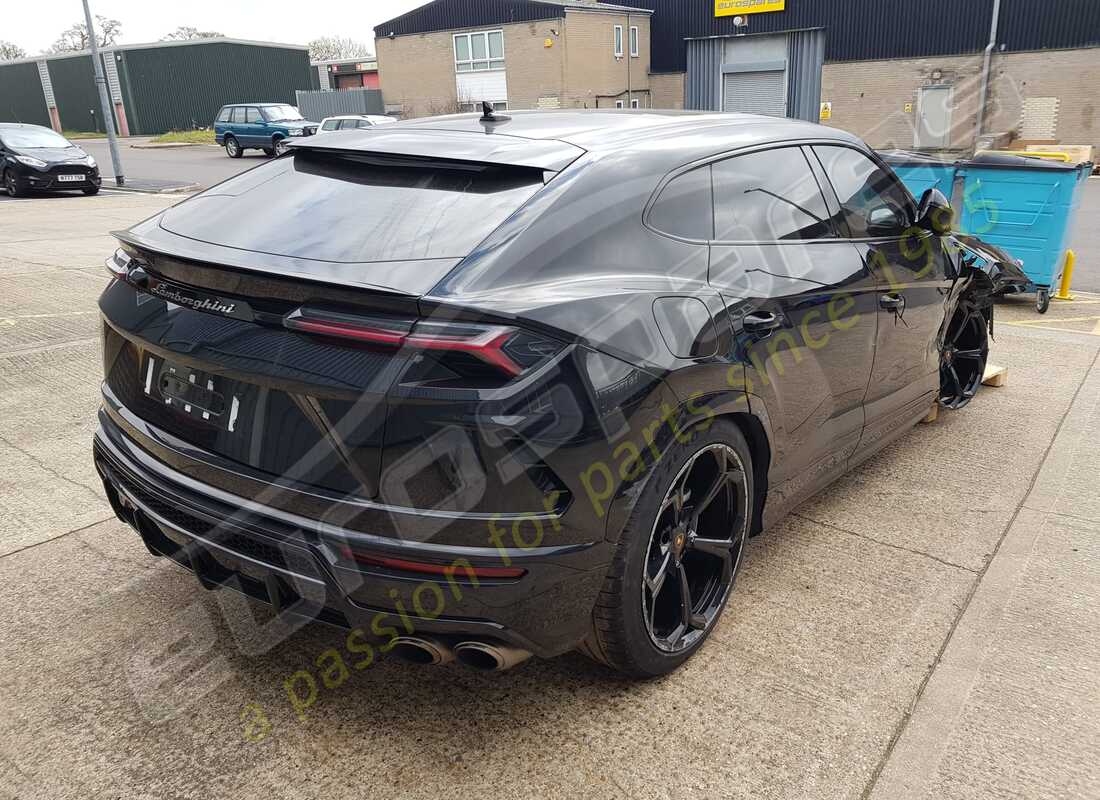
[879,293,906,312]
[743,312,782,334]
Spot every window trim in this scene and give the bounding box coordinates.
[454,29,505,73]
[629,26,640,57]
[614,25,624,58]
[643,140,863,246]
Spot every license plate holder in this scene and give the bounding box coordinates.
[57,174,85,183]
[144,354,240,432]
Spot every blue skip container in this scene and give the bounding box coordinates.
[881,150,1093,313]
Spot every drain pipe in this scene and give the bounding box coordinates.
[974,0,1002,144]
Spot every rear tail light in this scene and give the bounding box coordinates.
[105,248,132,279]
[338,544,526,579]
[284,307,561,379]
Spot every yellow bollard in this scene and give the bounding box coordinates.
[1055,250,1076,301]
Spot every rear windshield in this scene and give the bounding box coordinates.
[159,151,545,263]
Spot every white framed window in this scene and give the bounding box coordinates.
[615,99,625,109]
[459,101,508,112]
[629,26,639,57]
[454,30,505,73]
[614,25,624,58]
[630,98,640,109]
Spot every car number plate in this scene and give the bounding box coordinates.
[57,174,85,182]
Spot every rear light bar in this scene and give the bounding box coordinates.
[284,308,526,377]
[338,544,526,579]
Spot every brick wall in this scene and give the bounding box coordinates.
[986,48,1100,156]
[375,10,655,117]
[649,72,685,110]
[562,10,651,108]
[820,48,1100,155]
[376,31,460,118]
[820,54,985,151]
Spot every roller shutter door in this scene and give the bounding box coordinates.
[722,70,786,117]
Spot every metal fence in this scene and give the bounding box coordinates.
[295,88,386,121]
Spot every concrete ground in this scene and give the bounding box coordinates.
[1,190,1098,799]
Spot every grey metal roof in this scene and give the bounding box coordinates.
[0,37,307,67]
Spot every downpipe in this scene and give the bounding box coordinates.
[453,641,533,672]
[389,636,455,666]
[974,0,1002,142]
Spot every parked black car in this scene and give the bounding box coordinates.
[94,110,992,677]
[0,123,101,197]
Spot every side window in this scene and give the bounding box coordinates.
[321,119,339,131]
[357,120,373,129]
[712,148,834,241]
[245,107,262,124]
[216,107,231,123]
[230,107,246,124]
[648,166,714,241]
[813,145,914,238]
[339,119,360,130]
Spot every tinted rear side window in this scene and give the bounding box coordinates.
[321,119,339,131]
[648,166,713,241]
[712,148,833,242]
[230,107,246,123]
[216,107,231,122]
[159,151,545,263]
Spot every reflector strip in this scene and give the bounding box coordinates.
[338,545,526,579]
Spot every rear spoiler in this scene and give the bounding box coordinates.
[288,128,586,173]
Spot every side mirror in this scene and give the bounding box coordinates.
[867,206,904,236]
[916,188,954,235]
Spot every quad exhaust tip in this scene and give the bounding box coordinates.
[453,641,532,672]
[389,636,455,666]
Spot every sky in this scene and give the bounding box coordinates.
[5,0,427,56]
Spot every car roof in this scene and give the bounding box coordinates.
[293,109,863,172]
[0,123,55,130]
[221,103,288,107]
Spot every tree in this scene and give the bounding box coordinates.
[48,16,122,53]
[308,36,373,62]
[0,41,26,61]
[161,26,225,41]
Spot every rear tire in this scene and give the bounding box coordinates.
[580,419,753,677]
[224,136,242,158]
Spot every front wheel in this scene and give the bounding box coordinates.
[580,419,753,677]
[273,138,290,157]
[4,169,26,198]
[82,184,100,196]
[939,298,989,410]
[1036,288,1051,314]
[224,136,242,158]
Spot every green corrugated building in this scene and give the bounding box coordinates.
[0,38,311,136]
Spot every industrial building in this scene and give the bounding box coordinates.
[375,0,1100,153]
[0,38,311,136]
[311,57,381,91]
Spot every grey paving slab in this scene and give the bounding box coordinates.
[0,512,975,800]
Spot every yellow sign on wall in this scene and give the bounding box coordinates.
[716,0,786,17]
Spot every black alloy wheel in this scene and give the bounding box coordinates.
[581,420,753,677]
[641,443,748,653]
[4,169,25,198]
[939,298,989,410]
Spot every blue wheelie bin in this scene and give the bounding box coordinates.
[956,152,1092,313]
[878,150,960,205]
[881,150,1093,313]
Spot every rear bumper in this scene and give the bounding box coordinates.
[93,410,609,658]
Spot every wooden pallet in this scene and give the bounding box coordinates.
[982,363,1008,388]
[922,364,1007,424]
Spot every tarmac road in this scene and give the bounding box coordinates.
[78,136,263,191]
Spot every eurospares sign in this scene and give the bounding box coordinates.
[716,0,786,16]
